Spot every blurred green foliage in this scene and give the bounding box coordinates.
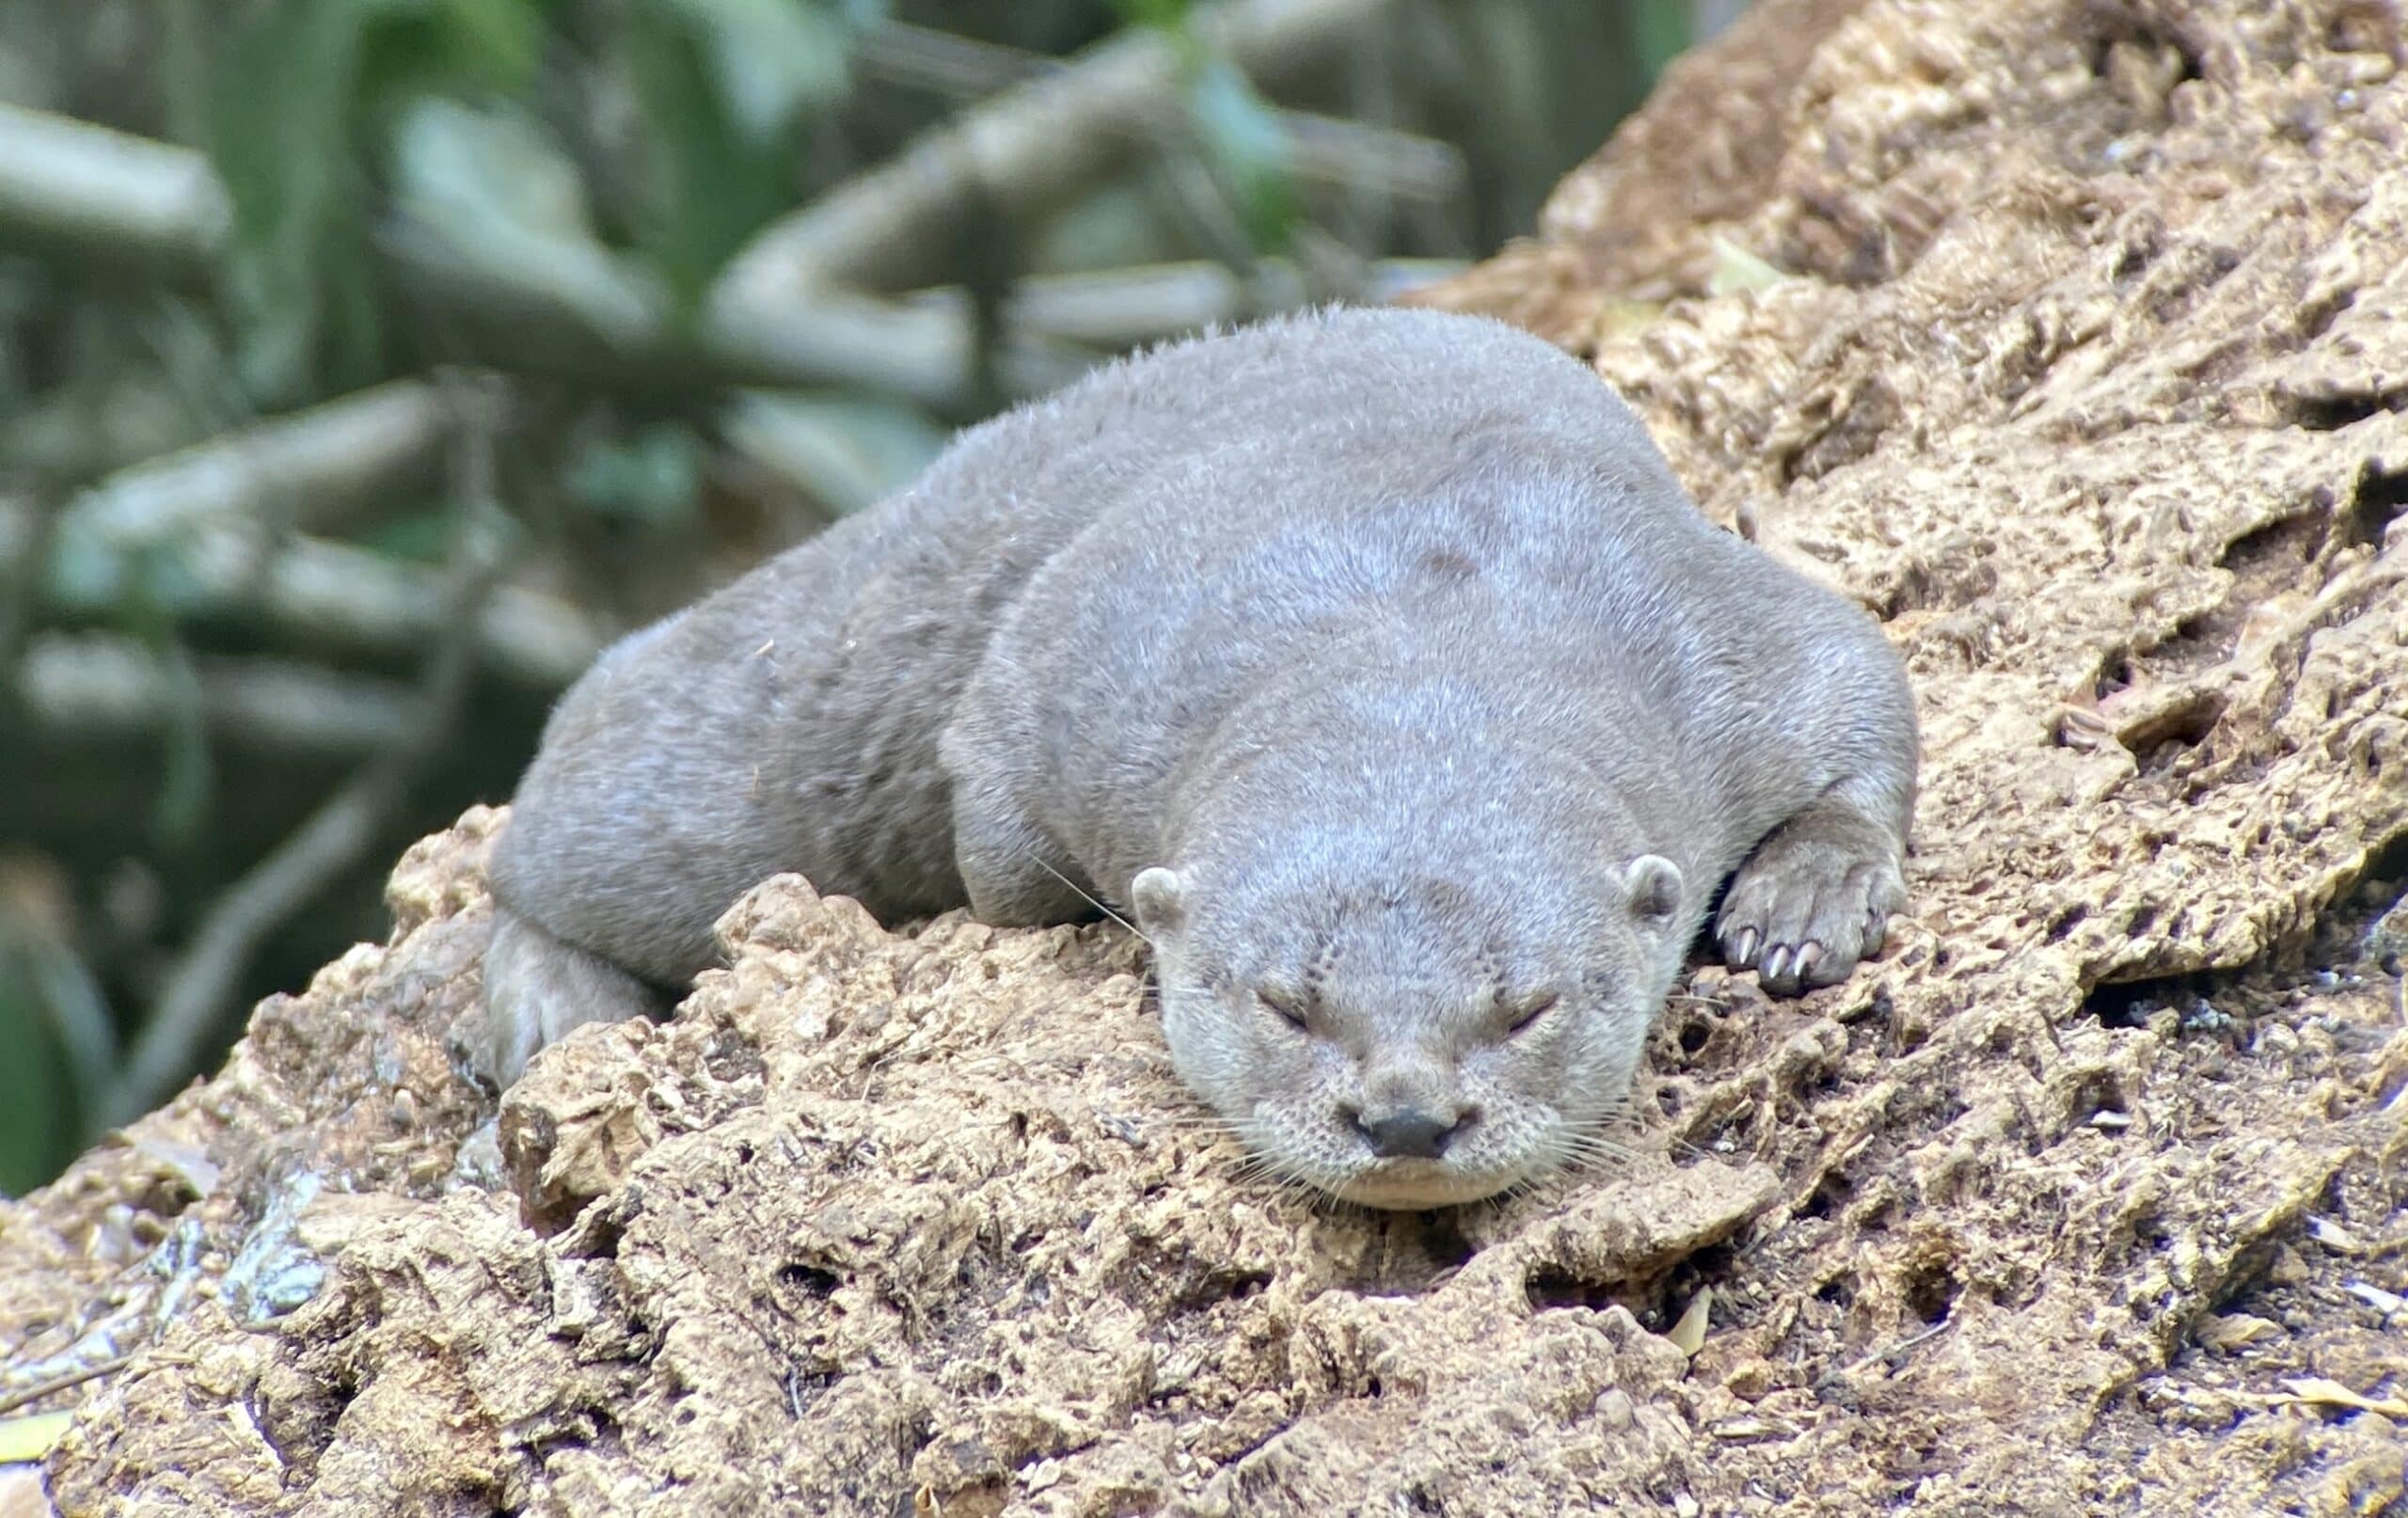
[0,0,1697,1193]
[201,0,873,397]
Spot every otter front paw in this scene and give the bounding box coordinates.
[1715,826,1906,996]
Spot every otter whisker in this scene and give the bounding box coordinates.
[1020,850,1151,945]
[1564,1138,1636,1171]
[1565,1127,1638,1161]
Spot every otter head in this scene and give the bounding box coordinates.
[1130,852,1686,1208]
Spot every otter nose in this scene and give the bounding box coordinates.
[1352,1107,1464,1160]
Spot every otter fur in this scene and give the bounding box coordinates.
[476,306,1918,1208]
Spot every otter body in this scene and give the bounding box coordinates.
[482,307,1917,1206]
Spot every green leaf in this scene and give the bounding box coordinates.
[387,97,666,348]
[206,0,566,398]
[208,0,408,402]
[0,1411,75,1463]
[1187,57,1300,254]
[356,507,458,564]
[1632,0,1694,77]
[1707,235,1786,296]
[0,956,73,1196]
[662,0,875,145]
[1111,0,1193,31]
[147,636,215,848]
[434,0,547,83]
[390,98,599,246]
[357,0,547,105]
[563,422,704,529]
[619,2,797,304]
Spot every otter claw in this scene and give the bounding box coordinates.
[1714,818,1907,995]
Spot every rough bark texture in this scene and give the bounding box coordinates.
[10,0,2408,1512]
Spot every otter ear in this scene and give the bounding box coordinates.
[1623,854,1683,932]
[1130,866,1187,935]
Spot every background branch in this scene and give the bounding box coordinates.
[100,764,404,1125]
[714,0,1407,305]
[57,379,472,546]
[0,1,1421,421]
[3,383,602,688]
[970,256,1462,350]
[856,19,1466,208]
[0,106,1079,411]
[16,633,419,756]
[0,102,231,277]
[102,391,516,1126]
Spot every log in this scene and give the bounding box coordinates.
[14,4,2408,1512]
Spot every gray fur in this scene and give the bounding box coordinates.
[474,306,1917,1207]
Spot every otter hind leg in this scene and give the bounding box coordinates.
[457,907,671,1088]
[1714,782,1909,997]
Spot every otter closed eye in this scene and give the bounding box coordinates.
[476,306,1918,1210]
[1502,993,1560,1036]
[1257,989,1310,1032]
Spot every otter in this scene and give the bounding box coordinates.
[474,306,1916,1209]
